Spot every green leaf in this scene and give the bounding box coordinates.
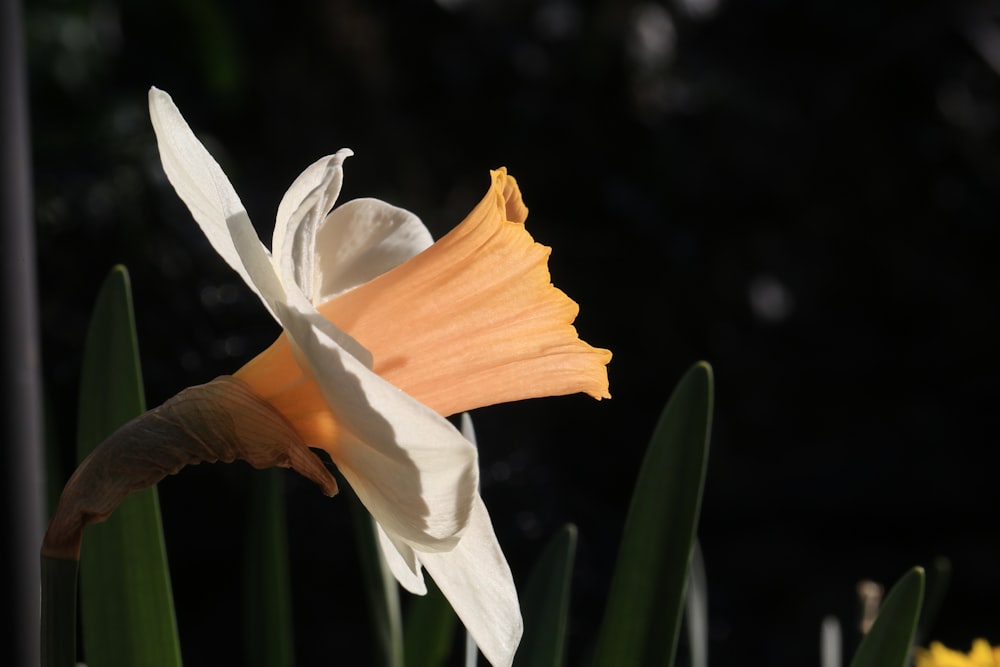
[915,556,950,647]
[403,578,458,667]
[243,468,295,667]
[76,265,182,667]
[848,567,925,667]
[591,361,714,667]
[515,523,578,667]
[347,483,404,667]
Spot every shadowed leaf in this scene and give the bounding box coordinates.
[516,523,578,667]
[592,361,714,667]
[77,265,182,667]
[848,567,925,667]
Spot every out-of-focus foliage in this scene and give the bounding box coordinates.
[848,567,925,667]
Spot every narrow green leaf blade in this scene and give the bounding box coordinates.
[76,265,182,667]
[915,557,950,647]
[515,523,578,667]
[403,577,458,667]
[848,567,925,667]
[244,468,295,667]
[592,361,714,667]
[347,484,404,667]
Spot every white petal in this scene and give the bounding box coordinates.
[376,523,427,595]
[148,88,269,306]
[420,496,523,667]
[272,298,478,550]
[272,152,352,300]
[285,280,376,370]
[312,198,433,302]
[223,210,286,317]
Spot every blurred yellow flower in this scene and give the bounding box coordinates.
[915,639,1000,667]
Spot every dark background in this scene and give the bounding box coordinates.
[28,0,1000,664]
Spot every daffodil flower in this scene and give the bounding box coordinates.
[915,639,1000,667]
[45,86,611,667]
[149,86,612,665]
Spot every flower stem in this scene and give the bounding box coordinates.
[40,555,79,667]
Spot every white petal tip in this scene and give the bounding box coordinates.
[325,148,354,169]
[148,86,170,103]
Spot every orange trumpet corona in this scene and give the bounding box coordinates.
[235,168,611,452]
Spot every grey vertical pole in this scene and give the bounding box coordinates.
[1,0,46,663]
